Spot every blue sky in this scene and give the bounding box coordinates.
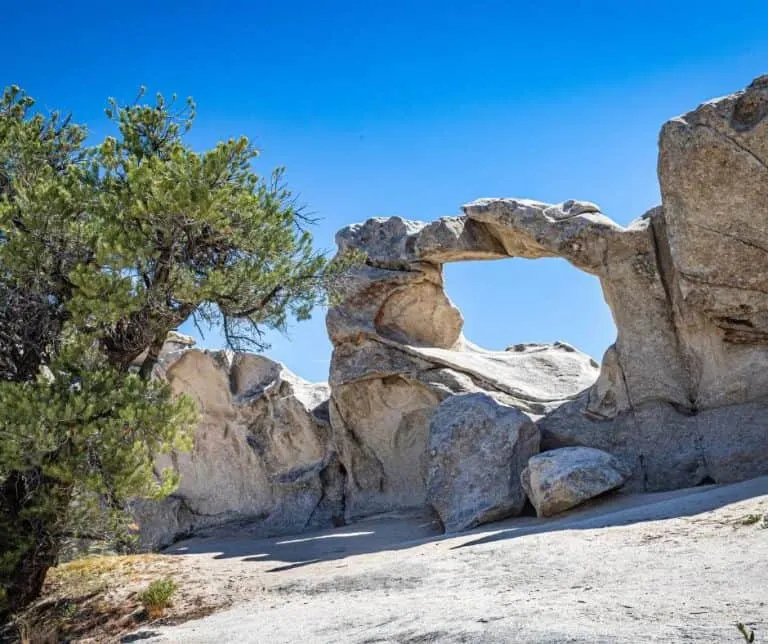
[8,1,768,381]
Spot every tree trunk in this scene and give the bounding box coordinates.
[138,334,167,381]
[0,468,71,616]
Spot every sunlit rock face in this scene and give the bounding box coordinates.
[537,76,768,490]
[427,393,540,532]
[521,446,632,518]
[136,349,343,549]
[328,212,601,521]
[657,75,768,408]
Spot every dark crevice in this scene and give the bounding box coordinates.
[638,454,649,492]
[613,347,636,412]
[720,329,768,344]
[719,317,755,328]
[334,461,348,527]
[648,210,700,408]
[669,399,698,416]
[304,456,347,530]
[328,395,386,494]
[679,270,768,294]
[687,220,768,257]
[518,498,537,518]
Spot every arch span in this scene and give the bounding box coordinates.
[329,199,690,421]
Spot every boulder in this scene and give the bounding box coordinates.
[427,393,540,532]
[136,349,343,549]
[329,342,596,520]
[521,447,632,517]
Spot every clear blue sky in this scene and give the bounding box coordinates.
[9,1,768,381]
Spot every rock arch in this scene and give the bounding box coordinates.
[328,76,768,514]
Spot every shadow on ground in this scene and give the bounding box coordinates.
[162,476,768,573]
[121,631,161,642]
[163,509,445,572]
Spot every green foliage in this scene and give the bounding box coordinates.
[138,578,177,619]
[0,83,352,615]
[0,337,196,500]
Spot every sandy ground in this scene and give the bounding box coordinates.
[126,477,768,643]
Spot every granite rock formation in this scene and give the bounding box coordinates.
[427,393,539,531]
[137,349,343,549]
[139,76,768,545]
[329,75,768,502]
[327,216,599,518]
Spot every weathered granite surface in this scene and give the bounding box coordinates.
[521,447,632,517]
[137,349,343,549]
[428,393,539,531]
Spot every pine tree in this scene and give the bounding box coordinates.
[0,85,350,615]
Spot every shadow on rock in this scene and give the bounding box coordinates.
[162,509,445,572]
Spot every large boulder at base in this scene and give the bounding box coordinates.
[136,349,343,549]
[427,393,540,532]
[521,447,632,517]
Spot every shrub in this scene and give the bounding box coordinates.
[138,578,177,619]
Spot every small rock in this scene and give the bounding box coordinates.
[521,447,631,517]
